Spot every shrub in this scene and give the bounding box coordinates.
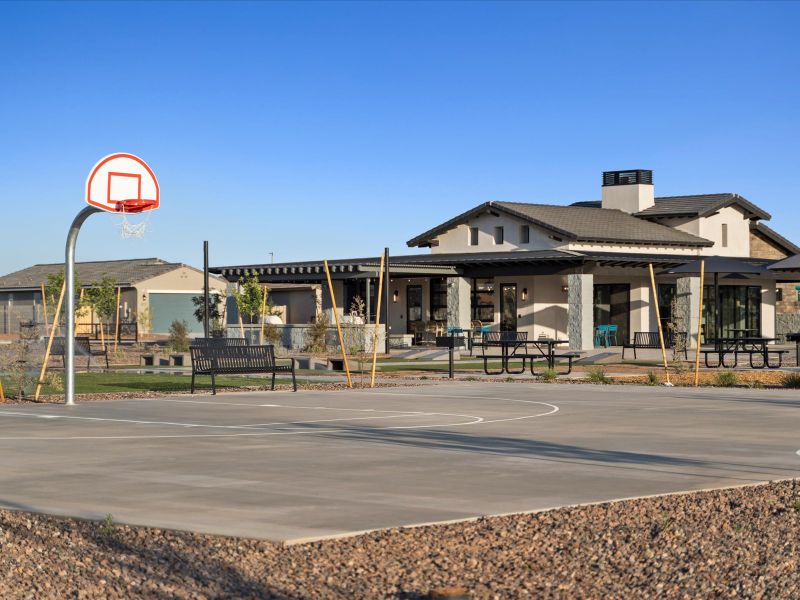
[646,371,659,386]
[587,367,611,384]
[305,312,330,353]
[714,370,739,387]
[168,320,190,353]
[780,372,800,389]
[539,368,558,383]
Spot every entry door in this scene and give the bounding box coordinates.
[500,284,517,332]
[406,285,423,334]
[593,284,630,345]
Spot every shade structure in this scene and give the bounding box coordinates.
[660,257,771,345]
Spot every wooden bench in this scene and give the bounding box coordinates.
[51,336,109,371]
[622,332,688,360]
[189,340,296,395]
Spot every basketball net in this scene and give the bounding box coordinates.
[118,205,151,239]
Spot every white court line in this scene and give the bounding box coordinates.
[0,389,560,440]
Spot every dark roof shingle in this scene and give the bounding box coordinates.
[0,258,194,291]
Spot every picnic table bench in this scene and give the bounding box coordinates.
[622,331,688,360]
[51,336,109,371]
[700,337,787,369]
[481,331,579,376]
[189,338,297,395]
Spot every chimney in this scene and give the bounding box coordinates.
[601,170,654,213]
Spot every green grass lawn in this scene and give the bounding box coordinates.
[2,372,305,397]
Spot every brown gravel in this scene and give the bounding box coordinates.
[1,480,799,598]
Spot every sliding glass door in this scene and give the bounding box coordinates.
[593,284,630,345]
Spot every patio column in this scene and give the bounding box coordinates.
[446,277,471,330]
[676,276,700,349]
[568,272,594,351]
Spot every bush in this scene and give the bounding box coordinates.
[305,312,330,353]
[646,371,659,386]
[168,320,190,353]
[587,367,611,384]
[780,372,800,389]
[714,370,739,387]
[539,368,558,383]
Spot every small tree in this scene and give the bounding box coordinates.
[44,271,83,328]
[191,290,227,336]
[168,320,190,353]
[136,306,153,335]
[343,296,370,385]
[84,275,118,349]
[233,274,281,343]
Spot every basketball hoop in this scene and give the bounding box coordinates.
[116,199,155,239]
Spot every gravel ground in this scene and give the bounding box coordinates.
[1,480,798,599]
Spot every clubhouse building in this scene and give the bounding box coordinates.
[213,170,800,351]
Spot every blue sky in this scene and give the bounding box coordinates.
[1,1,798,274]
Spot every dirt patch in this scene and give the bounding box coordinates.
[1,480,799,598]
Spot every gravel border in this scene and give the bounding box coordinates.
[1,480,798,598]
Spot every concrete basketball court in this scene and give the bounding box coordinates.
[0,382,798,542]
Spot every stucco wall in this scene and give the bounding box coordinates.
[696,206,751,257]
[431,212,558,254]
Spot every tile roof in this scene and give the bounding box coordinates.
[634,193,770,220]
[0,258,199,291]
[406,201,713,248]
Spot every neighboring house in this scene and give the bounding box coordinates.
[0,258,226,337]
[212,170,800,350]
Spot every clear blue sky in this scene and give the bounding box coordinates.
[1,1,798,274]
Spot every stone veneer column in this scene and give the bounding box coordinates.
[568,272,594,351]
[446,277,472,330]
[676,276,700,349]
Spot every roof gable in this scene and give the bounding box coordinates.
[407,201,713,249]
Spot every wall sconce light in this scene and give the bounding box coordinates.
[521,288,528,301]
[392,290,399,303]
[561,285,569,293]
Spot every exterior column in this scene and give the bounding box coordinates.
[446,277,471,330]
[568,272,594,351]
[676,276,700,349]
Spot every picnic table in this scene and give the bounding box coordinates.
[702,336,786,369]
[481,332,577,376]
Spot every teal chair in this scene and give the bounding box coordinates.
[594,325,609,347]
[606,324,619,346]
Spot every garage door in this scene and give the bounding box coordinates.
[149,293,203,334]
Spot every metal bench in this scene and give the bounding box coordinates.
[51,336,109,371]
[189,340,296,395]
[622,332,688,360]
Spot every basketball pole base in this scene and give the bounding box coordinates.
[65,206,102,406]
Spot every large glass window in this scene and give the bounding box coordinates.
[657,283,677,333]
[500,284,517,331]
[430,278,448,322]
[593,284,630,345]
[702,285,761,341]
[343,279,377,322]
[471,278,494,323]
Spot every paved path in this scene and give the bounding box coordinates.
[0,382,798,542]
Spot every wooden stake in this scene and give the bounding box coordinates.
[40,283,49,338]
[260,286,268,345]
[694,260,705,387]
[114,287,121,352]
[0,379,5,403]
[370,255,385,387]
[34,282,66,401]
[648,264,671,385]
[323,259,352,387]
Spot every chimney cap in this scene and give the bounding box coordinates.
[602,170,653,186]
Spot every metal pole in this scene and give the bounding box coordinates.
[65,206,102,405]
[203,241,210,338]
[449,344,454,379]
[384,247,390,355]
[714,272,721,347]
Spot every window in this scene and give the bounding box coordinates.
[469,227,479,246]
[493,226,504,245]
[519,225,530,244]
[430,278,448,322]
[721,223,728,247]
[776,288,783,302]
[796,288,800,303]
[471,278,495,322]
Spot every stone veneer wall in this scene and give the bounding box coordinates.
[749,230,799,338]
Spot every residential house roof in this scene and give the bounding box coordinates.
[0,258,210,291]
[750,222,800,256]
[406,201,713,249]
[634,193,770,220]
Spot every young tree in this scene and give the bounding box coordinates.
[84,275,118,350]
[191,290,227,336]
[44,272,83,329]
[232,274,280,343]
